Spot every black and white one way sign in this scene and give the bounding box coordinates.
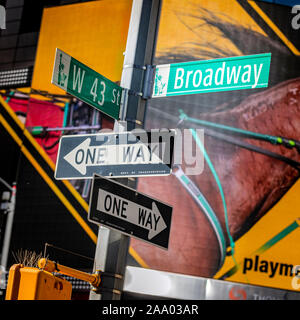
[55,130,175,179]
[89,175,173,249]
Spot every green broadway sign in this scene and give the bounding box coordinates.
[52,48,122,120]
[152,53,271,98]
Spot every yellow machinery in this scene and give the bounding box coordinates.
[5,258,101,300]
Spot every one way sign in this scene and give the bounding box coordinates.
[55,130,174,179]
[89,175,173,249]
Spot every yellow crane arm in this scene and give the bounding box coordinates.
[38,258,101,288]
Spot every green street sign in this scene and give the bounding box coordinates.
[152,53,271,98]
[52,48,122,120]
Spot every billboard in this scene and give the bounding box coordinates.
[31,0,132,95]
[132,0,300,292]
[1,1,134,275]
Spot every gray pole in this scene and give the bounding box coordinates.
[89,0,161,300]
[1,183,16,271]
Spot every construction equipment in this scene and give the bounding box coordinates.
[5,258,101,300]
[5,263,72,300]
[38,258,101,288]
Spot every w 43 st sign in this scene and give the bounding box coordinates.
[52,48,122,120]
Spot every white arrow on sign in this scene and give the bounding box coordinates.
[96,189,167,240]
[63,137,164,175]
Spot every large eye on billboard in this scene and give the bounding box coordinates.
[132,0,300,293]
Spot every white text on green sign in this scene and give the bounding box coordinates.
[52,48,122,120]
[152,53,271,98]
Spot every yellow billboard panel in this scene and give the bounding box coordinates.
[32,0,132,94]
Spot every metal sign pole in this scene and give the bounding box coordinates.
[0,183,16,271]
[89,0,161,300]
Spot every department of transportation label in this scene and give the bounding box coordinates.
[152,53,271,98]
[52,48,122,120]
